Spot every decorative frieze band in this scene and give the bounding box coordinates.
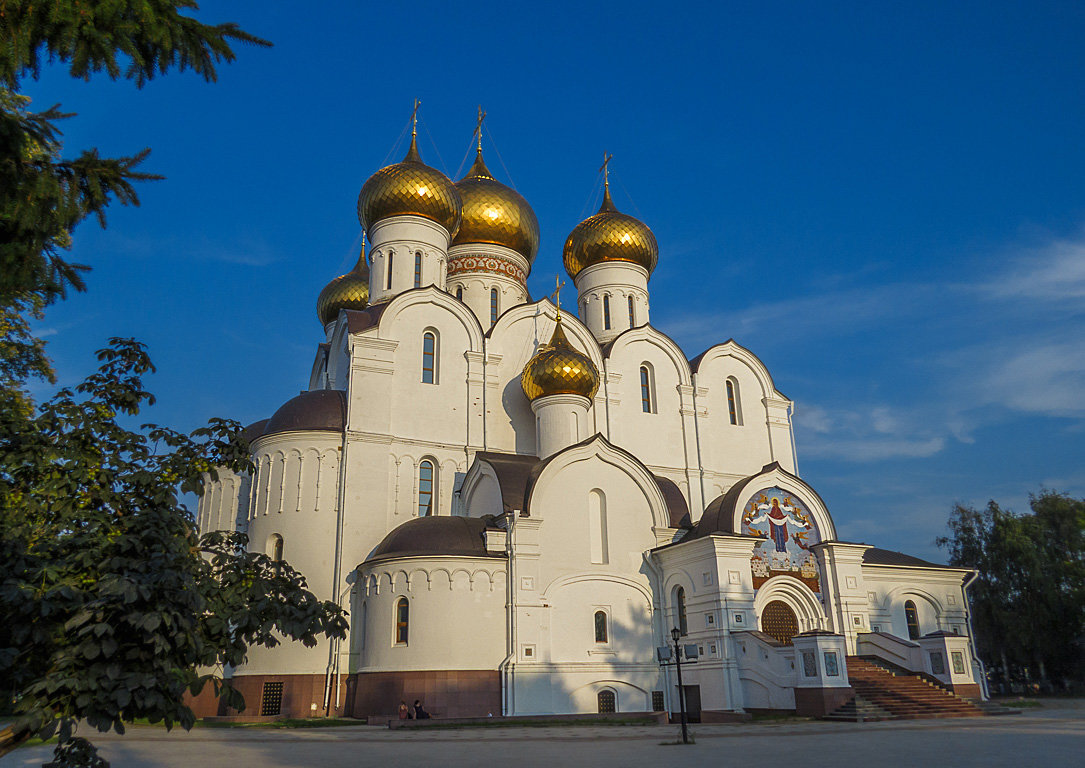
[447,254,527,287]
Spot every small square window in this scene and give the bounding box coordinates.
[709,644,717,655]
[733,612,744,625]
[706,613,714,626]
[652,691,665,712]
[521,576,534,591]
[728,570,741,585]
[703,572,713,586]
[522,644,535,659]
[853,615,863,626]
[872,624,881,633]
[846,575,857,589]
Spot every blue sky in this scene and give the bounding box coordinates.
[24,1,1085,560]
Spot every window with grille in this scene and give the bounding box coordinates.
[260,682,284,716]
[627,295,635,327]
[603,295,611,330]
[597,690,616,713]
[414,251,422,287]
[905,600,921,640]
[417,460,434,516]
[490,288,499,325]
[422,332,437,384]
[594,610,608,643]
[761,600,799,644]
[651,691,665,712]
[386,251,394,290]
[395,597,409,644]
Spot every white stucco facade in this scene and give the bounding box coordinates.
[197,136,983,721]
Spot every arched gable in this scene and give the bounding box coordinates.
[690,340,787,401]
[489,298,605,374]
[459,460,505,518]
[753,575,827,632]
[603,324,692,387]
[525,434,671,529]
[373,286,486,351]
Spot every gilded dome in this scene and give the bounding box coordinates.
[317,246,370,325]
[521,319,600,402]
[562,185,658,278]
[357,135,462,236]
[453,150,540,263]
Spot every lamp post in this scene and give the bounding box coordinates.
[671,626,688,745]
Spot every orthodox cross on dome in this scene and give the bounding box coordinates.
[599,152,613,192]
[474,105,487,152]
[410,98,421,137]
[550,275,566,316]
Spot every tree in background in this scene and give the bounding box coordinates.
[0,4,348,767]
[938,492,1085,688]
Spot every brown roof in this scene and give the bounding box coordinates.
[863,548,959,570]
[654,475,692,528]
[240,419,269,444]
[263,389,346,436]
[344,303,389,334]
[473,452,540,513]
[365,515,505,563]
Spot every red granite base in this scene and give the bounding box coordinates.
[794,686,855,717]
[184,673,346,719]
[350,670,501,719]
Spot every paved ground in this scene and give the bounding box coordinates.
[4,703,1083,768]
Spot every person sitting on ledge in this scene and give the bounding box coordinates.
[413,700,430,719]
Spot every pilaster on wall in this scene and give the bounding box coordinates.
[465,350,486,451]
[507,515,544,672]
[763,396,796,474]
[348,335,399,435]
[812,542,872,653]
[677,384,705,515]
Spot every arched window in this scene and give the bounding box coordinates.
[905,600,921,640]
[627,295,636,327]
[490,288,499,325]
[597,689,616,713]
[395,597,409,644]
[594,610,608,643]
[676,587,688,636]
[386,250,394,290]
[589,489,608,564]
[639,365,654,413]
[726,377,742,425]
[268,534,284,562]
[761,600,800,644]
[603,295,612,330]
[456,286,463,301]
[422,331,437,384]
[359,601,367,651]
[413,251,422,288]
[417,459,435,516]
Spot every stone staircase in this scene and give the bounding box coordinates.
[823,657,986,721]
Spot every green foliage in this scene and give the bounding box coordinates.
[938,492,1085,681]
[0,339,347,764]
[0,1,270,305]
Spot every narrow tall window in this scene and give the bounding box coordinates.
[589,489,608,564]
[726,377,742,425]
[269,534,284,562]
[627,295,636,327]
[603,295,612,330]
[490,288,499,325]
[594,611,608,643]
[677,587,688,636]
[414,251,422,288]
[395,597,409,644]
[386,251,394,290]
[417,459,434,517]
[422,331,436,384]
[456,286,463,301]
[640,365,653,413]
[905,600,921,640]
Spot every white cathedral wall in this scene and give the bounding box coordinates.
[508,453,664,715]
[861,567,972,640]
[353,557,507,673]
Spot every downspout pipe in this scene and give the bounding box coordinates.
[961,570,989,699]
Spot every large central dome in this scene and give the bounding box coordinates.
[357,135,461,237]
[452,149,539,264]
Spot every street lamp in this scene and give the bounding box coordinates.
[671,626,688,745]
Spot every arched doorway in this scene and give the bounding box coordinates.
[761,600,799,644]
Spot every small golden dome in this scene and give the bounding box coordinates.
[453,150,540,264]
[521,319,600,402]
[357,135,462,236]
[562,185,658,279]
[317,247,370,325]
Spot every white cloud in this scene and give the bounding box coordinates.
[978,233,1085,302]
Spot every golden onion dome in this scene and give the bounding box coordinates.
[562,184,658,279]
[453,149,540,264]
[357,135,462,237]
[317,246,370,325]
[521,318,600,402]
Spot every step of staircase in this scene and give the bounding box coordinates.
[822,657,987,722]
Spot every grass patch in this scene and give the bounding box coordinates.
[198,718,364,729]
[396,717,659,730]
[1000,699,1044,709]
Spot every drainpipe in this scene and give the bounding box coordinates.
[961,570,988,699]
[323,422,351,715]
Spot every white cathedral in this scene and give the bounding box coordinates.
[193,114,986,722]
